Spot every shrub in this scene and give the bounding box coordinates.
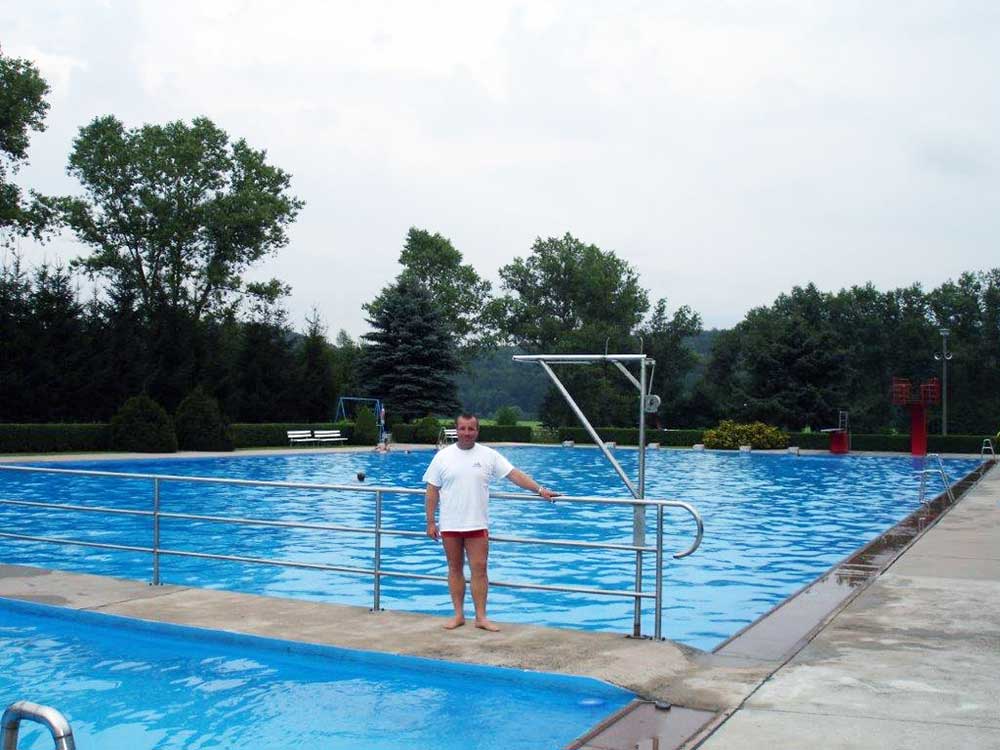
[415,415,442,443]
[353,407,379,445]
[174,387,233,451]
[703,420,788,450]
[109,395,178,453]
[494,405,521,426]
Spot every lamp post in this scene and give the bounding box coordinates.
[934,328,952,435]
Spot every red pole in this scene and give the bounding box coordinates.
[909,404,928,456]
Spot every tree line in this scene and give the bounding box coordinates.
[3,47,998,434]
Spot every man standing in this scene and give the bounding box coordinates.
[424,413,559,631]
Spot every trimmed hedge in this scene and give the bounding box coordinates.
[784,432,832,449]
[390,423,533,444]
[0,424,111,453]
[1,422,991,455]
[557,427,705,446]
[479,424,533,442]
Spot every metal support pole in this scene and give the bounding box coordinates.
[538,361,638,497]
[372,489,382,612]
[655,504,664,640]
[152,478,161,585]
[633,359,648,637]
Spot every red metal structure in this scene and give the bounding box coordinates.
[821,410,850,454]
[891,377,940,456]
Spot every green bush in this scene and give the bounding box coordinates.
[0,424,111,453]
[415,415,442,443]
[703,420,788,450]
[353,407,379,445]
[174,387,233,451]
[109,395,178,453]
[494,405,521,426]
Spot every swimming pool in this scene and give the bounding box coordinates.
[0,448,982,651]
[0,596,631,749]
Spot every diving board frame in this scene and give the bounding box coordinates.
[513,353,659,638]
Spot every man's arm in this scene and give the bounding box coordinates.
[506,468,560,501]
[425,483,441,539]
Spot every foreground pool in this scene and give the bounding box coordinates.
[0,597,632,750]
[0,448,982,650]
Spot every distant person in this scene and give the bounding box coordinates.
[424,413,559,631]
[373,438,390,453]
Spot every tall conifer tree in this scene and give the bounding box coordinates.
[361,277,460,421]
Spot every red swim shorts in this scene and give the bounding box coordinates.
[440,529,488,539]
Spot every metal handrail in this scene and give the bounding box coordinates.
[2,701,75,750]
[982,439,996,459]
[924,455,956,502]
[0,465,703,640]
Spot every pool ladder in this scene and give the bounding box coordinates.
[917,454,955,507]
[1,701,75,750]
[982,439,996,460]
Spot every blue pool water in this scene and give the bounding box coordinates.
[0,448,981,650]
[0,597,631,750]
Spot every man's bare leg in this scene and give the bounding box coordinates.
[441,536,467,629]
[465,536,499,631]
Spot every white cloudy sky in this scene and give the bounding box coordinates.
[4,1,999,336]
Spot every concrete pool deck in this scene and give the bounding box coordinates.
[0,449,997,748]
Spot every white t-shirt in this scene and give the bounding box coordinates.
[422,443,514,531]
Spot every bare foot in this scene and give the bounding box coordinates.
[442,616,466,630]
[474,618,500,632]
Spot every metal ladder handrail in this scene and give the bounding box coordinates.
[924,454,955,502]
[0,464,703,640]
[2,701,75,750]
[981,439,996,460]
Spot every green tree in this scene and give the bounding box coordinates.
[490,233,649,352]
[0,254,32,419]
[0,47,58,245]
[637,298,703,426]
[395,227,493,351]
[62,115,304,321]
[360,276,461,421]
[489,233,650,427]
[297,307,337,422]
[331,329,361,402]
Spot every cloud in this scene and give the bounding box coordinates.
[4,0,1000,334]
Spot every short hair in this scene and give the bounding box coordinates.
[456,413,479,427]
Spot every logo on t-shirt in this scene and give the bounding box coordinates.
[472,461,482,468]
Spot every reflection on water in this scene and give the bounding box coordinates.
[0,449,981,651]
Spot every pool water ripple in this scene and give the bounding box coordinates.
[0,448,981,651]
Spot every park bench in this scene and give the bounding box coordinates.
[312,429,347,444]
[287,429,348,445]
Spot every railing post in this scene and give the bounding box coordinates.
[152,478,161,585]
[2,700,76,750]
[655,503,664,640]
[372,489,382,612]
